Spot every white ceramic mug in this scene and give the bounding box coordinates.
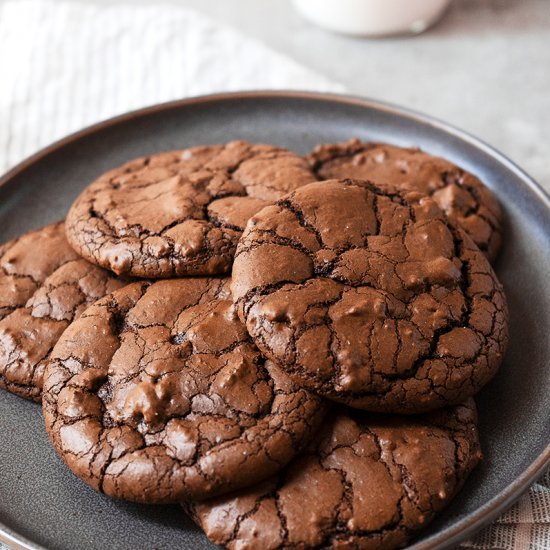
[292,0,452,36]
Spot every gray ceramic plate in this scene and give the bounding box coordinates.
[0,92,549,550]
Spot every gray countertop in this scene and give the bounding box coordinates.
[94,0,548,193]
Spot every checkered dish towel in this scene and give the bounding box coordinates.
[0,1,548,550]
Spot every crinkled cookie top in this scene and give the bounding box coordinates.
[232,179,508,413]
[66,141,316,278]
[309,140,503,261]
[0,222,78,320]
[43,278,326,503]
[188,399,481,550]
[0,222,125,402]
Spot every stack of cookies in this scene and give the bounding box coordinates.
[0,139,508,550]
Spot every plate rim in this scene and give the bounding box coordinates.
[0,90,549,550]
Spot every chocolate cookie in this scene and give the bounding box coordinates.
[232,179,508,413]
[42,278,326,503]
[309,140,503,261]
[0,222,79,321]
[66,141,316,278]
[0,258,126,402]
[187,399,481,550]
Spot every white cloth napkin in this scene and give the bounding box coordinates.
[0,0,343,173]
[0,2,548,550]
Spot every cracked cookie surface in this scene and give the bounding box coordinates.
[232,179,508,413]
[42,278,327,503]
[309,140,503,261]
[66,141,316,278]
[187,399,481,550]
[0,221,125,401]
[0,222,79,321]
[0,262,126,402]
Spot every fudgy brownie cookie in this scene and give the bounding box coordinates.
[42,278,326,503]
[0,258,126,402]
[0,222,79,321]
[232,179,508,413]
[309,140,503,261]
[187,400,481,550]
[66,141,316,278]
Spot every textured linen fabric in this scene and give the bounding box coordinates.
[0,0,343,172]
[457,470,550,550]
[0,1,547,549]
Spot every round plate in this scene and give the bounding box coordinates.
[0,91,549,550]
